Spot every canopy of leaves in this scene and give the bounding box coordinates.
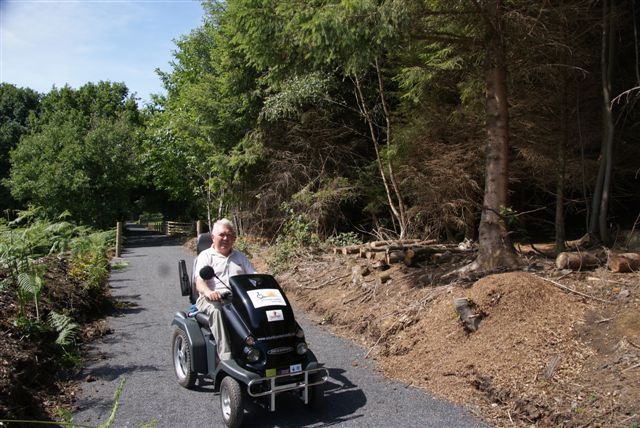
[0,84,41,210]
[7,82,142,228]
[7,0,638,244]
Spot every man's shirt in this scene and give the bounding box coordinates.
[194,248,256,297]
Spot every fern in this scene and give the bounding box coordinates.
[17,271,43,295]
[17,270,44,320]
[48,311,79,347]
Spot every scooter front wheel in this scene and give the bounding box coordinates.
[172,328,196,388]
[220,376,244,428]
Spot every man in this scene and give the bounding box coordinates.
[194,218,256,360]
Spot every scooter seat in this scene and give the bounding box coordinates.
[195,312,210,327]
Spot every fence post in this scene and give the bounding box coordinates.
[115,221,122,257]
[197,220,204,236]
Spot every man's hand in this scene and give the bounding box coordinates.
[207,290,223,301]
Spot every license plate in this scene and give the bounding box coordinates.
[277,364,302,376]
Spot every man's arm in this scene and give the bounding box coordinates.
[238,251,257,274]
[196,275,224,301]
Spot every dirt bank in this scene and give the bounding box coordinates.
[274,252,639,427]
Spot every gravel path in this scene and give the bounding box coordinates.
[73,226,487,428]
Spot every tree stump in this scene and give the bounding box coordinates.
[453,298,484,332]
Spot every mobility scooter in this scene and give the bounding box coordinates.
[171,233,328,427]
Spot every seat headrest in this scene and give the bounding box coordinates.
[196,233,213,255]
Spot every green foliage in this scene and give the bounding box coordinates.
[17,268,45,320]
[68,231,114,291]
[111,260,129,270]
[278,204,321,249]
[48,310,79,347]
[138,212,164,223]
[7,82,142,228]
[233,236,255,259]
[101,377,126,428]
[261,72,333,121]
[500,206,530,243]
[52,407,74,426]
[0,208,113,329]
[145,11,264,219]
[270,204,321,271]
[326,231,362,247]
[0,83,40,210]
[12,316,48,339]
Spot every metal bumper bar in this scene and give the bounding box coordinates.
[247,367,329,411]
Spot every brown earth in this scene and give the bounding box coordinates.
[266,249,640,427]
[0,256,113,423]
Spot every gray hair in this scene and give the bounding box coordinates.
[212,218,236,234]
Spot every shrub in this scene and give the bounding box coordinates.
[270,204,321,272]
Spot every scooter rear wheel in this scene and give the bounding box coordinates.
[172,328,196,388]
[220,376,244,428]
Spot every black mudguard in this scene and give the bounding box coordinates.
[218,359,262,386]
[171,311,208,374]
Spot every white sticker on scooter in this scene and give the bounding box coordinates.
[266,309,284,322]
[290,364,302,373]
[247,289,287,308]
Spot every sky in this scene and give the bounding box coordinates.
[0,0,204,105]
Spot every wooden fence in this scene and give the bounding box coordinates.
[138,219,203,236]
[165,221,195,236]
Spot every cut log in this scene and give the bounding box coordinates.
[369,239,424,248]
[377,271,392,283]
[608,253,640,273]
[351,264,371,278]
[555,251,600,270]
[453,298,484,332]
[565,233,591,249]
[432,251,453,264]
[403,245,471,267]
[340,245,361,255]
[351,264,371,286]
[365,250,388,261]
[386,250,405,265]
[371,260,389,271]
[403,248,419,267]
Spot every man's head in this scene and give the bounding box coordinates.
[211,218,236,256]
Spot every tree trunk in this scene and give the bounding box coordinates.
[354,72,408,238]
[589,0,616,244]
[555,40,569,255]
[473,0,520,271]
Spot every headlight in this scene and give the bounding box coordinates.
[245,335,256,346]
[244,346,261,362]
[296,327,305,338]
[296,342,308,355]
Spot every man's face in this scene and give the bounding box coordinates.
[212,226,236,256]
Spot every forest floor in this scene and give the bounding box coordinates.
[263,245,640,428]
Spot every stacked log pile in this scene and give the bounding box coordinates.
[334,239,475,267]
[554,250,640,273]
[337,240,640,274]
